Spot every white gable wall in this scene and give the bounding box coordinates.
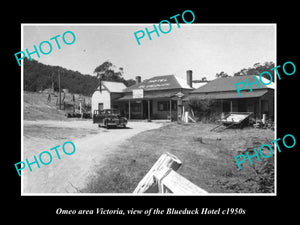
[91,81,126,115]
[91,89,111,114]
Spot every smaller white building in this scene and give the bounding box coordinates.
[91,81,127,115]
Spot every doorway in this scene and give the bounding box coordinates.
[223,101,231,113]
[238,99,247,112]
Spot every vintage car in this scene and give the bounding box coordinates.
[93,109,127,128]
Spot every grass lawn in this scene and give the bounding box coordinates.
[81,122,275,194]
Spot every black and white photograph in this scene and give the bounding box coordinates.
[20,24,276,195]
[4,4,298,221]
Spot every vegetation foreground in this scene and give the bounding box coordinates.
[81,122,274,194]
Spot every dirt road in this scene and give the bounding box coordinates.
[22,120,163,194]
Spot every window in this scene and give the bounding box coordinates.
[131,103,141,112]
[157,101,177,111]
[157,101,169,111]
[98,103,103,110]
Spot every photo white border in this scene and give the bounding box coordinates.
[20,23,277,196]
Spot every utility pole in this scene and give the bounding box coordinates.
[51,72,54,93]
[58,69,61,110]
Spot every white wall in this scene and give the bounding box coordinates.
[91,90,111,114]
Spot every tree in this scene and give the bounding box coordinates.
[24,57,99,96]
[93,60,126,93]
[123,79,136,87]
[188,97,217,122]
[93,60,124,82]
[233,61,275,82]
[233,68,248,76]
[215,71,229,78]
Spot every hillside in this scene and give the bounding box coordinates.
[24,58,136,96]
[23,58,135,120]
[24,91,67,121]
[24,58,99,96]
[23,91,91,121]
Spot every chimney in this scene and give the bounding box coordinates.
[186,70,193,88]
[136,76,141,84]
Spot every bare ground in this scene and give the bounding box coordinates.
[22,120,164,194]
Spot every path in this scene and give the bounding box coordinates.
[22,121,163,194]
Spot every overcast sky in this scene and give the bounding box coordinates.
[22,24,275,82]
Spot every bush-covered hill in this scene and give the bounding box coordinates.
[23,58,135,96]
[24,58,99,96]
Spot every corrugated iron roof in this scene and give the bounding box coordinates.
[95,81,127,93]
[185,89,270,100]
[123,75,192,92]
[192,82,208,89]
[192,75,275,93]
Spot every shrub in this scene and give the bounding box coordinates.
[187,98,218,122]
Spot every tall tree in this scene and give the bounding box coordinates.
[123,79,136,87]
[93,60,124,82]
[93,60,125,93]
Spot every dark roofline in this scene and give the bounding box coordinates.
[185,88,272,100]
[123,74,174,92]
[123,74,192,92]
[191,75,273,94]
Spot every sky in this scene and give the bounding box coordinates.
[22,24,276,82]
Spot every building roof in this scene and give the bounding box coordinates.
[123,75,192,92]
[116,91,176,101]
[185,89,271,100]
[95,81,127,93]
[191,75,275,94]
[192,81,208,89]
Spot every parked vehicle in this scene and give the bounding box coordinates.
[93,109,127,128]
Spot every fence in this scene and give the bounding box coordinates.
[133,152,208,194]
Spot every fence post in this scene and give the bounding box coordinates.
[154,167,208,194]
[154,166,173,193]
[133,152,182,193]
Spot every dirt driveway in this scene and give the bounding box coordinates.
[22,120,163,194]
